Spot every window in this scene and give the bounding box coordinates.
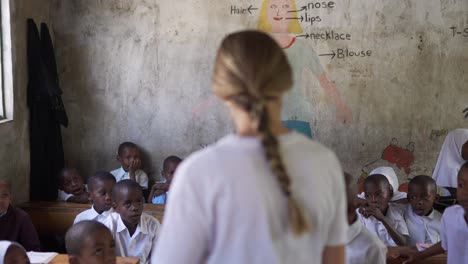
[0,0,12,121]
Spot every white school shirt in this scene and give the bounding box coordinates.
[73,206,114,224]
[404,204,441,246]
[110,167,148,189]
[346,219,387,264]
[57,185,88,201]
[102,212,160,264]
[358,203,409,246]
[440,205,468,264]
[152,132,347,264]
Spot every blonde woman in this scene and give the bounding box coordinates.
[258,0,352,124]
[153,31,346,264]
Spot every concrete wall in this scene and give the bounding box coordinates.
[0,0,53,204]
[50,0,468,184]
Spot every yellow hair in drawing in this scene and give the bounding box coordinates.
[257,0,303,34]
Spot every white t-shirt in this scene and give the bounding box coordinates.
[110,167,148,189]
[404,204,441,246]
[102,212,160,264]
[440,205,468,264]
[57,185,88,202]
[358,204,409,246]
[152,132,347,264]
[346,219,387,264]
[73,206,114,224]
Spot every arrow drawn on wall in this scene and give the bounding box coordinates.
[286,16,304,22]
[296,33,310,39]
[288,6,307,12]
[247,5,258,14]
[319,50,336,59]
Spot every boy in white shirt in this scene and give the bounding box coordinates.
[148,156,182,204]
[358,174,409,246]
[345,172,387,264]
[404,175,441,247]
[110,142,149,190]
[74,171,116,224]
[102,179,160,264]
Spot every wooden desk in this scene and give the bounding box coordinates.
[50,254,139,264]
[388,253,447,264]
[19,202,165,236]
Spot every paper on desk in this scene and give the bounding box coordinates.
[27,251,58,264]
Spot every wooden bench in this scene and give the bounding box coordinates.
[18,202,165,236]
[50,254,139,264]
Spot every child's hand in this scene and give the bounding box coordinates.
[151,183,169,192]
[359,205,385,221]
[129,159,141,173]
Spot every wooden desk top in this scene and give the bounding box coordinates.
[50,254,139,264]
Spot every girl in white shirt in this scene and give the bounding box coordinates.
[152,30,347,264]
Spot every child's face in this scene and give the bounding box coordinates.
[90,180,115,214]
[457,168,468,213]
[0,183,11,213]
[62,170,85,195]
[364,182,391,212]
[114,188,144,227]
[117,147,140,172]
[4,245,30,264]
[70,229,116,264]
[407,184,436,216]
[162,161,181,183]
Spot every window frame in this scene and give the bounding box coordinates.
[0,0,13,122]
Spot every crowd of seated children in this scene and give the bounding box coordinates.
[404,175,441,248]
[358,174,409,246]
[74,172,116,224]
[65,220,116,264]
[0,241,29,264]
[102,180,160,264]
[57,168,89,204]
[0,180,41,251]
[148,156,182,204]
[344,172,387,264]
[111,142,149,191]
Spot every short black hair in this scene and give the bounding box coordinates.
[65,220,110,256]
[409,175,437,193]
[163,156,182,170]
[87,171,116,192]
[112,179,142,202]
[117,142,138,156]
[0,179,11,193]
[364,174,391,190]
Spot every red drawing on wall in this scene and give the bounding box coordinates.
[381,138,415,175]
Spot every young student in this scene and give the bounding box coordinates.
[432,128,468,197]
[65,220,116,264]
[357,167,407,204]
[148,156,182,204]
[0,241,30,264]
[0,180,41,251]
[74,172,116,224]
[57,168,89,203]
[102,180,160,264]
[344,173,387,264]
[404,175,441,247]
[110,142,148,190]
[401,162,468,264]
[358,174,409,246]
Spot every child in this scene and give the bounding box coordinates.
[148,156,182,204]
[358,174,409,246]
[404,175,441,247]
[57,168,89,203]
[0,241,29,264]
[401,162,468,264]
[102,180,160,264]
[74,172,116,224]
[358,167,407,204]
[111,142,148,190]
[65,220,116,264]
[345,173,387,264]
[0,180,41,251]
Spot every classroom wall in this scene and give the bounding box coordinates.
[0,0,54,204]
[50,0,468,184]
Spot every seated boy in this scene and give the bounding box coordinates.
[57,168,89,203]
[358,174,409,246]
[400,162,468,264]
[111,142,148,190]
[148,156,182,204]
[74,171,116,224]
[0,180,41,251]
[345,173,387,264]
[404,175,441,247]
[65,220,116,264]
[102,180,160,264]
